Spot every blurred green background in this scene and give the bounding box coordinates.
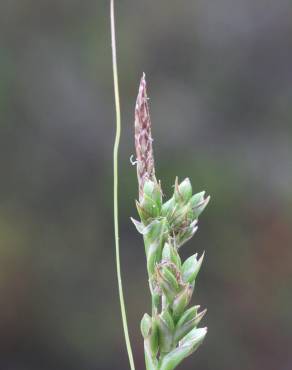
[1,1,292,369]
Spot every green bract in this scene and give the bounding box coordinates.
[174,177,192,204]
[182,252,204,284]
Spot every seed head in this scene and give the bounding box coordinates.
[135,73,156,201]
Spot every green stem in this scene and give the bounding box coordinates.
[110,1,135,369]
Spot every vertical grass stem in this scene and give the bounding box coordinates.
[110,1,136,369]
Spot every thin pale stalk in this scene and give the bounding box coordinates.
[110,1,135,369]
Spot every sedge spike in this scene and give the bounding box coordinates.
[135,73,157,201]
[132,75,210,370]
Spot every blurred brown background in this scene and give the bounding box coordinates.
[1,1,292,369]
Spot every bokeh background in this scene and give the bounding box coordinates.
[1,1,292,369]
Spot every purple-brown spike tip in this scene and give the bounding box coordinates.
[134,74,156,200]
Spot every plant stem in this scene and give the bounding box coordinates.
[110,1,135,369]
